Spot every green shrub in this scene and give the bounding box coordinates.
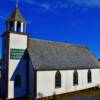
[51,92,57,100]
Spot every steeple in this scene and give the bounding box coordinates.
[6,4,26,33]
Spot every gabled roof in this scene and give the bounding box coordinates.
[6,7,26,23]
[28,38,100,70]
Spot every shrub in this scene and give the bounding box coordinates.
[51,92,57,100]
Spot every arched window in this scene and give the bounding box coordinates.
[17,22,21,32]
[73,70,78,86]
[15,74,21,87]
[55,71,61,88]
[87,69,92,83]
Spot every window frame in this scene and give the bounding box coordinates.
[87,69,92,83]
[73,70,78,86]
[55,70,61,88]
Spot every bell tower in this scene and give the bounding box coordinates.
[1,5,28,99]
[6,6,26,33]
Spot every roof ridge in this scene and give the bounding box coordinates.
[29,37,86,48]
[29,37,71,45]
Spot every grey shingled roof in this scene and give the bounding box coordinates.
[28,38,100,70]
[6,7,26,23]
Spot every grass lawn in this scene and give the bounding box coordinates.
[56,87,100,100]
[38,87,100,100]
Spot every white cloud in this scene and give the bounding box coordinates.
[67,0,100,7]
[9,0,100,13]
[10,0,51,11]
[40,4,51,10]
[10,0,100,7]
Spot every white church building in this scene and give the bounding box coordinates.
[1,5,100,100]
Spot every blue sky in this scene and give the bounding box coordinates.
[0,0,100,58]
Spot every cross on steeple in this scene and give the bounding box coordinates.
[16,0,19,8]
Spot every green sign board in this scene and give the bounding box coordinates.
[10,49,26,60]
